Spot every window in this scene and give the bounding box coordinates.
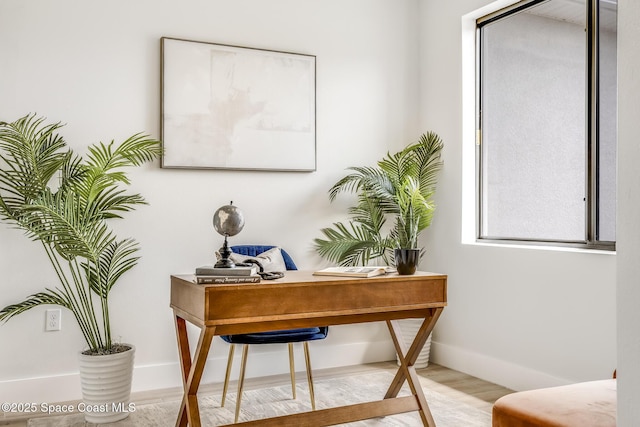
[477,0,617,249]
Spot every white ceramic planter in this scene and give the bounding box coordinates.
[395,319,432,369]
[78,344,135,423]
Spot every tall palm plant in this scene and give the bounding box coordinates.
[0,114,161,354]
[314,132,444,266]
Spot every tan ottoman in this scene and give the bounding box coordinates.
[492,379,616,427]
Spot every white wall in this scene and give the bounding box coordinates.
[419,0,617,393]
[616,0,640,424]
[0,0,421,402]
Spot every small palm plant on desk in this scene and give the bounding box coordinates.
[314,132,444,368]
[314,132,444,274]
[0,114,161,422]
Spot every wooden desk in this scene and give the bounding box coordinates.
[171,271,447,426]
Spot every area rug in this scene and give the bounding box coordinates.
[28,371,491,426]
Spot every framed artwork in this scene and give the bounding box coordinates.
[161,37,316,171]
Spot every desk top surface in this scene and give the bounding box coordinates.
[172,270,445,287]
[170,271,447,332]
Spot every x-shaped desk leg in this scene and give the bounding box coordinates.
[175,313,215,427]
[385,308,444,427]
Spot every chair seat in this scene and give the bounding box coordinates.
[221,327,327,344]
[492,379,616,427]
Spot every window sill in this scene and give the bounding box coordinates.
[464,239,616,255]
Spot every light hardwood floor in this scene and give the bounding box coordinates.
[0,362,513,426]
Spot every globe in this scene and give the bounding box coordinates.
[213,203,245,237]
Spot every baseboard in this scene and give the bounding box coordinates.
[0,339,395,404]
[430,340,572,392]
[0,372,82,408]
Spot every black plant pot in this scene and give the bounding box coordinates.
[394,248,421,275]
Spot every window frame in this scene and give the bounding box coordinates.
[475,0,616,251]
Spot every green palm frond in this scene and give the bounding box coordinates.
[0,114,70,219]
[413,131,444,195]
[114,133,164,166]
[0,114,161,352]
[0,115,67,184]
[85,133,163,176]
[377,149,414,190]
[313,222,386,266]
[0,289,71,322]
[79,134,161,210]
[58,152,85,192]
[349,193,387,234]
[19,189,112,261]
[83,238,140,299]
[330,166,397,213]
[84,186,147,220]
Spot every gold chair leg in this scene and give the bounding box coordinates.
[221,343,235,407]
[288,342,296,399]
[234,344,249,423]
[303,341,316,410]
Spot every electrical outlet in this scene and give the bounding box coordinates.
[45,309,61,331]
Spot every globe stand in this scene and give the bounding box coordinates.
[212,201,244,269]
[214,235,235,268]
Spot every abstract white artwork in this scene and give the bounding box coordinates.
[161,37,316,171]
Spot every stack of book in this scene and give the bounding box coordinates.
[194,265,261,284]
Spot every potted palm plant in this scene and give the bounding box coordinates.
[314,132,444,368]
[314,132,444,273]
[0,114,161,422]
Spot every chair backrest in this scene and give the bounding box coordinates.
[230,245,298,271]
[227,245,327,339]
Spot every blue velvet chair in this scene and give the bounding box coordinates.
[221,245,329,423]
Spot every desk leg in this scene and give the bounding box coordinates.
[385,307,444,427]
[174,313,215,427]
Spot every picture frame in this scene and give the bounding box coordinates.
[161,37,316,171]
